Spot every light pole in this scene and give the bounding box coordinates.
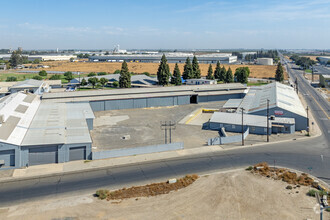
[241,107,245,146]
[267,99,270,142]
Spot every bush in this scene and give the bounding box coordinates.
[88,72,96,77]
[114,69,121,74]
[49,74,61,80]
[95,189,109,200]
[143,72,150,76]
[245,166,253,171]
[97,72,107,76]
[6,76,17,82]
[39,70,47,77]
[286,185,293,190]
[112,81,119,88]
[32,75,43,80]
[64,71,73,81]
[307,189,317,197]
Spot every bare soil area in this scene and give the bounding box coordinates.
[35,61,287,79]
[0,169,327,220]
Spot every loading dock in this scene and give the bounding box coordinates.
[69,146,86,161]
[28,146,58,166]
[0,150,15,167]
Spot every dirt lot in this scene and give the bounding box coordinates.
[1,169,326,220]
[35,61,287,79]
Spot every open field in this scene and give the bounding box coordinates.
[0,169,326,220]
[33,61,288,79]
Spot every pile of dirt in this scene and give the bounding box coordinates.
[251,162,314,186]
[96,174,199,201]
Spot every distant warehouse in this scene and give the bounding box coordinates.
[257,58,273,65]
[88,53,237,64]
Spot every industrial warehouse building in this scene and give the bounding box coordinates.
[88,53,237,64]
[9,79,50,95]
[42,83,247,111]
[222,82,307,131]
[0,92,94,169]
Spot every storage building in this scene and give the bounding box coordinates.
[257,58,273,65]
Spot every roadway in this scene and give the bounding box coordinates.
[0,58,329,207]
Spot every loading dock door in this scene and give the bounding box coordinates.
[69,147,86,161]
[0,150,15,167]
[28,146,58,166]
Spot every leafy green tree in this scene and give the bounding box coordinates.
[182,57,193,80]
[214,61,221,80]
[9,51,23,67]
[49,74,61,80]
[33,59,40,64]
[6,76,17,82]
[219,66,226,81]
[39,70,47,77]
[88,72,96,77]
[88,77,98,88]
[119,61,131,88]
[234,67,249,83]
[32,75,43,80]
[80,78,87,86]
[64,71,73,81]
[192,56,201,79]
[112,81,119,87]
[99,77,108,87]
[157,54,170,86]
[206,64,214,80]
[275,62,284,82]
[225,67,234,83]
[171,63,182,86]
[97,72,107,76]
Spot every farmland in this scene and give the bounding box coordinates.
[33,61,287,79]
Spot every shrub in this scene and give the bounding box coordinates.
[245,166,253,171]
[114,69,121,74]
[88,72,96,77]
[96,189,109,200]
[32,75,43,80]
[64,71,73,81]
[112,81,119,88]
[143,72,150,76]
[97,72,107,76]
[39,70,47,77]
[307,189,317,197]
[6,76,17,82]
[286,185,293,190]
[49,74,61,80]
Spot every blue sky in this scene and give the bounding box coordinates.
[0,0,329,49]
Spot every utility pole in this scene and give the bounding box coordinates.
[295,78,299,94]
[241,107,244,146]
[306,106,309,136]
[267,99,270,142]
[160,121,176,144]
[311,66,314,82]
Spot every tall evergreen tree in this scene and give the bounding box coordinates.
[171,63,182,86]
[119,61,131,88]
[214,61,221,80]
[157,54,170,86]
[192,56,201,79]
[182,57,193,80]
[234,67,249,83]
[219,66,226,81]
[206,64,214,80]
[275,62,284,82]
[225,67,233,83]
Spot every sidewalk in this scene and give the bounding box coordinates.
[0,127,321,183]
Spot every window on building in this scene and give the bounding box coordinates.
[251,126,256,132]
[232,125,235,129]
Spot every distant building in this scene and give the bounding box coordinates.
[9,79,50,95]
[185,78,217,85]
[318,57,330,65]
[0,64,6,70]
[319,74,330,88]
[257,58,273,65]
[241,52,257,60]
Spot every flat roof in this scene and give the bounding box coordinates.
[223,99,243,108]
[42,83,246,100]
[210,112,295,128]
[22,102,93,146]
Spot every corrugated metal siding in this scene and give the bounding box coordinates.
[90,101,105,112]
[147,97,174,107]
[133,98,147,108]
[105,99,134,110]
[178,96,190,105]
[69,146,86,161]
[28,146,58,166]
[0,150,15,167]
